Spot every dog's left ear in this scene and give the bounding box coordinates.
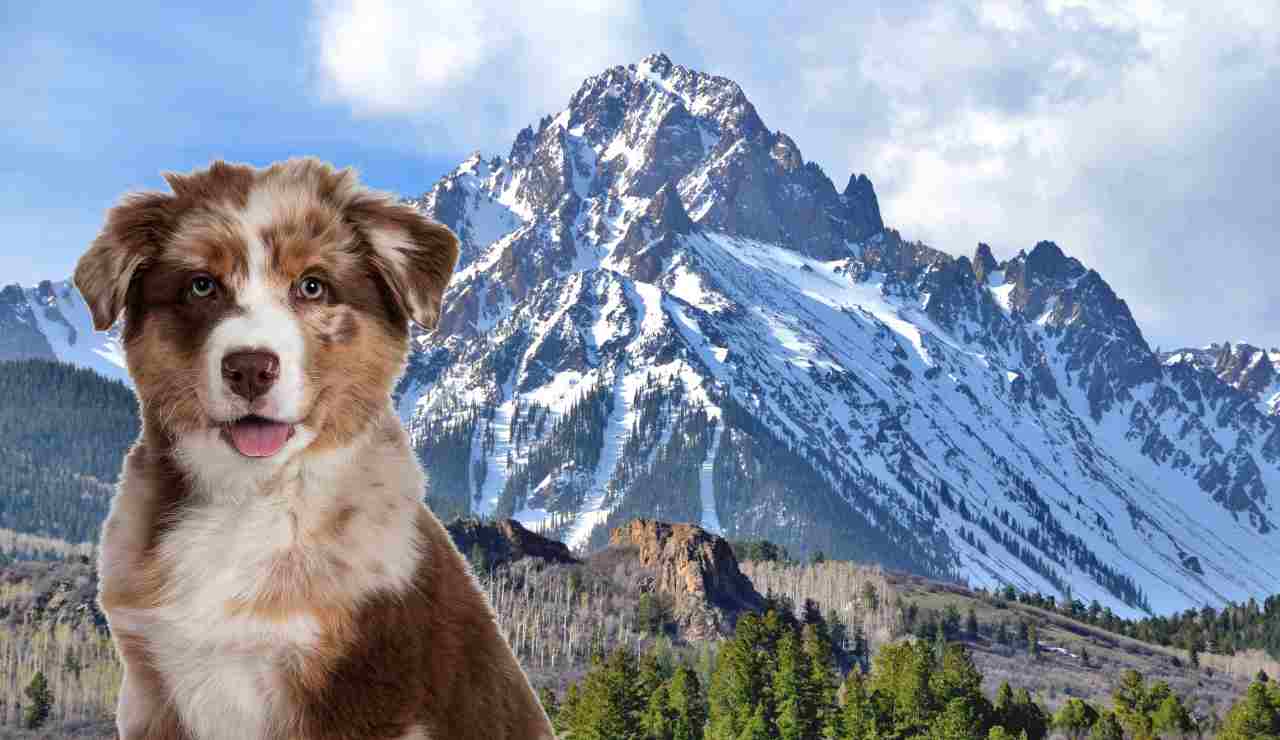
[346,195,460,330]
[74,191,177,331]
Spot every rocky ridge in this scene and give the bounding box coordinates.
[608,519,763,639]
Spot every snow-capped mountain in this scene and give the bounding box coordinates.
[1161,343,1280,417]
[398,54,1280,618]
[5,54,1280,618]
[0,280,128,383]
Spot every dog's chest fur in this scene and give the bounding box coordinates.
[100,429,426,739]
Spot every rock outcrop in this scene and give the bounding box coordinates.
[608,519,763,639]
[446,517,577,570]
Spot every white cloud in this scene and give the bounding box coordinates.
[312,0,656,149]
[311,0,1280,349]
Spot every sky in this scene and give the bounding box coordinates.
[4,0,1278,350]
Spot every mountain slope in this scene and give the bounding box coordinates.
[0,358,138,546]
[1161,342,1280,417]
[5,54,1279,619]
[0,280,128,383]
[399,54,1280,618]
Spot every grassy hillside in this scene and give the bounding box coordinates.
[742,557,1278,728]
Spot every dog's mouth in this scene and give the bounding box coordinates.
[220,415,296,458]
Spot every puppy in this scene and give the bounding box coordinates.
[74,158,554,740]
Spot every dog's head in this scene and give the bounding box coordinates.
[74,158,458,473]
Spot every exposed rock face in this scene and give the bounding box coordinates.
[446,517,577,569]
[0,279,129,382]
[0,284,56,362]
[609,519,763,639]
[0,558,105,629]
[1161,342,1280,417]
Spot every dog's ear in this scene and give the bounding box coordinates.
[346,194,460,330]
[74,191,177,331]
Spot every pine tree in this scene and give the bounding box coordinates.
[773,630,817,740]
[1112,669,1155,740]
[1087,711,1124,740]
[667,664,707,740]
[23,671,53,730]
[1151,694,1194,738]
[869,641,935,737]
[994,684,1047,740]
[644,682,677,740]
[62,648,82,681]
[707,614,771,740]
[639,649,668,700]
[801,623,839,739]
[1053,698,1099,740]
[965,607,979,640]
[994,681,1014,719]
[1012,688,1048,740]
[930,697,983,740]
[557,683,581,737]
[737,703,771,740]
[572,648,645,740]
[840,670,874,740]
[928,644,992,737]
[1218,675,1280,740]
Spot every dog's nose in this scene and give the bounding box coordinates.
[221,351,280,401]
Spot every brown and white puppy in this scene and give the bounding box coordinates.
[74,158,553,740]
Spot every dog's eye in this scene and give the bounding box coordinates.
[297,276,327,301]
[190,275,217,299]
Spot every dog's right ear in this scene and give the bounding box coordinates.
[74,192,177,331]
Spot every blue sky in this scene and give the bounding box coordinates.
[5,1,1279,350]
[2,3,459,284]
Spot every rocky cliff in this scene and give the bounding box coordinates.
[608,519,763,639]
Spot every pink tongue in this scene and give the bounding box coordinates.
[228,419,292,457]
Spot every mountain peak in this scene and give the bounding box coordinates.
[637,52,675,77]
[973,243,998,284]
[386,55,1280,614]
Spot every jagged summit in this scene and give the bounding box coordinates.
[391,54,1280,617]
[412,52,884,297]
[1161,341,1280,416]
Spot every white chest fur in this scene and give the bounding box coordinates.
[101,433,426,739]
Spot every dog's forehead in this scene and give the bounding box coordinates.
[165,184,354,282]
[166,210,251,277]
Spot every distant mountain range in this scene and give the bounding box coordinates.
[4,53,1279,618]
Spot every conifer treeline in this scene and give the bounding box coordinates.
[495,379,615,519]
[709,393,954,577]
[0,359,137,544]
[588,376,716,543]
[546,598,1209,739]
[999,586,1280,662]
[414,402,483,520]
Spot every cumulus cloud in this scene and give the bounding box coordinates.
[312,0,657,149]
[311,0,1280,349]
